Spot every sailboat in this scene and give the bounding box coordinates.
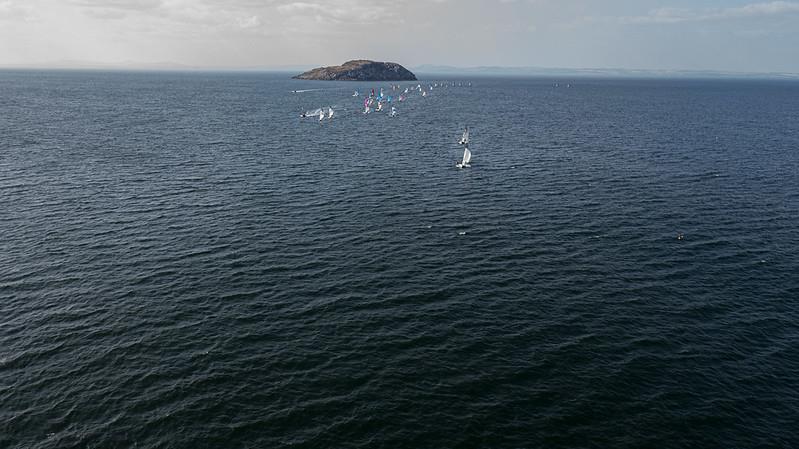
[318,108,324,122]
[456,126,471,169]
[389,106,397,117]
[456,147,472,169]
[328,107,334,119]
[459,126,469,145]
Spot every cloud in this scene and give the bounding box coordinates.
[64,0,404,30]
[0,0,36,21]
[70,0,163,11]
[724,1,799,17]
[276,1,396,24]
[68,0,270,31]
[617,1,799,24]
[236,14,260,28]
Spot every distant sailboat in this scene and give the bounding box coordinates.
[301,107,322,118]
[389,106,397,117]
[456,126,472,168]
[353,90,359,96]
[459,126,469,145]
[457,147,472,169]
[328,107,334,119]
[319,108,324,122]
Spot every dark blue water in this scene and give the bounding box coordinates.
[2,70,799,448]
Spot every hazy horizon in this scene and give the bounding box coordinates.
[2,0,799,73]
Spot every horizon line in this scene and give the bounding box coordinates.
[1,61,798,80]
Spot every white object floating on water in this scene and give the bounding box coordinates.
[458,231,467,235]
[301,107,323,118]
[456,126,472,169]
[457,147,472,169]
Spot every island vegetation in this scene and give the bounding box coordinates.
[293,60,417,82]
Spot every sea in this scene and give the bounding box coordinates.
[1,70,798,448]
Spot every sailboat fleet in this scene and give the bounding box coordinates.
[297,81,474,167]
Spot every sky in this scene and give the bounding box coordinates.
[1,0,799,73]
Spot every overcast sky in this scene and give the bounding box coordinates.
[2,0,799,72]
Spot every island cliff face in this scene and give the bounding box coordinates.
[293,60,417,81]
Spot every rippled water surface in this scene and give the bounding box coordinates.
[2,71,799,448]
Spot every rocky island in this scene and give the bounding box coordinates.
[293,60,417,82]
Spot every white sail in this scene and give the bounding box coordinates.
[303,107,322,117]
[459,126,469,145]
[328,107,334,119]
[463,147,472,165]
[319,110,324,121]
